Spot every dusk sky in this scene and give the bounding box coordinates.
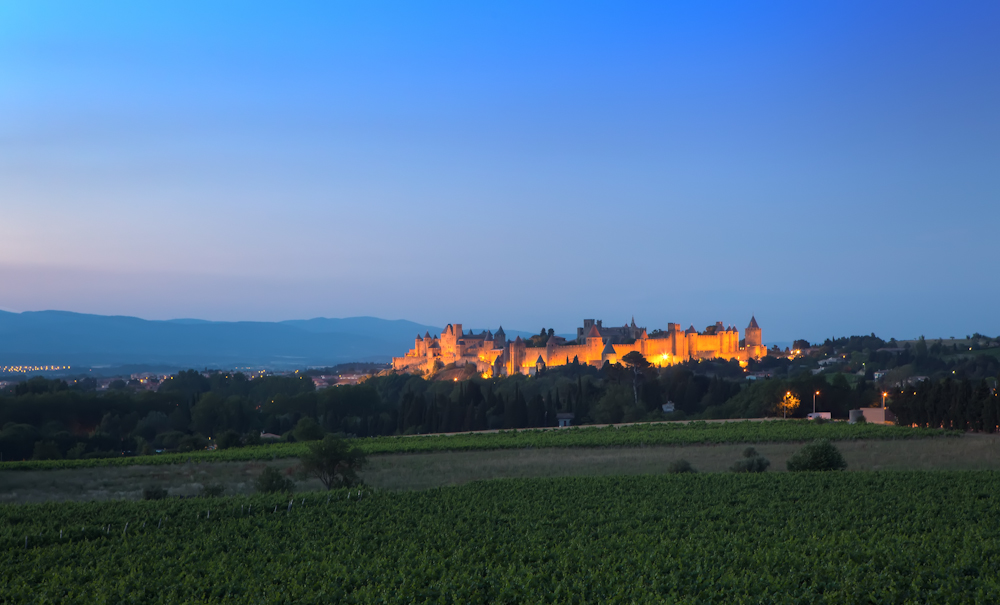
[2,1,997,343]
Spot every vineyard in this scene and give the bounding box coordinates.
[3,472,999,602]
[0,420,958,471]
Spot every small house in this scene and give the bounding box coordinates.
[556,412,575,427]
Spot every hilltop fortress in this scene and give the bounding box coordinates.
[392,317,766,377]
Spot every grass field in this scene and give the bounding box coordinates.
[4,435,1000,503]
[0,419,958,472]
[4,472,1000,602]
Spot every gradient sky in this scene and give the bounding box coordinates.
[1,1,998,342]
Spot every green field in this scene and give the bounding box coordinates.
[0,420,958,471]
[4,472,1000,603]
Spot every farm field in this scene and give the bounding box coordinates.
[0,420,958,472]
[4,472,1000,603]
[4,435,1000,503]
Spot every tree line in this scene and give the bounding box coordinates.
[4,352,999,462]
[889,377,1000,432]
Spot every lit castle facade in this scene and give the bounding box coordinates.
[392,317,766,377]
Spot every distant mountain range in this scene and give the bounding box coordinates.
[0,311,540,370]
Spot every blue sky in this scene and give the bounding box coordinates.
[1,1,997,342]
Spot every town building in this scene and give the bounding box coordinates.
[392,317,766,377]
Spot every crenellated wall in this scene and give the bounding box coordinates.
[392,317,765,377]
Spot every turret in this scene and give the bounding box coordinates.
[506,335,527,375]
[546,334,560,354]
[601,341,617,365]
[746,316,761,348]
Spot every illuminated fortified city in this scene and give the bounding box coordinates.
[392,317,766,378]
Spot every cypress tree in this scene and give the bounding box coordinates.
[503,388,517,429]
[526,394,544,427]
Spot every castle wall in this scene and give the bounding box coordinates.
[394,318,762,376]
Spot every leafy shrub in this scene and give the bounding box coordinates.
[135,437,154,456]
[293,417,325,442]
[255,466,295,494]
[201,484,225,498]
[787,439,847,472]
[134,411,170,442]
[32,441,62,461]
[296,435,366,489]
[177,434,208,453]
[666,459,696,474]
[156,431,186,450]
[731,456,771,473]
[216,430,242,450]
[66,442,87,459]
[730,446,771,473]
[142,487,168,500]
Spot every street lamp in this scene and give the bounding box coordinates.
[882,391,888,409]
[813,390,820,414]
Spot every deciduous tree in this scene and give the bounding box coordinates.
[777,391,800,418]
[296,434,367,490]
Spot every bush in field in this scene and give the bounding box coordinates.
[296,435,366,489]
[201,484,225,498]
[730,446,770,473]
[787,439,847,472]
[667,459,696,474]
[142,487,168,500]
[255,466,295,494]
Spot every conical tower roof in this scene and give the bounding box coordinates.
[748,316,759,330]
[602,341,616,356]
[586,324,602,339]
